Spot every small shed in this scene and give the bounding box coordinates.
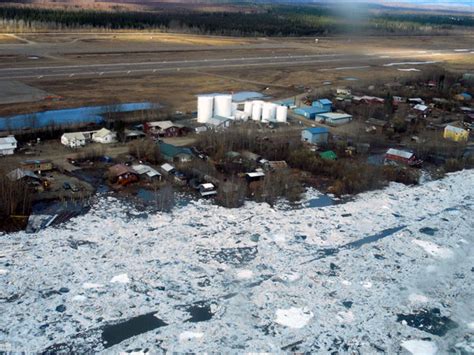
[198,183,217,197]
[384,148,421,167]
[7,168,40,182]
[301,127,330,145]
[245,171,265,183]
[0,135,17,156]
[160,163,176,175]
[319,150,337,160]
[443,125,469,142]
[315,112,352,126]
[206,115,233,129]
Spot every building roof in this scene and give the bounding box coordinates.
[132,164,161,178]
[386,148,414,159]
[316,112,352,120]
[21,159,52,165]
[413,104,429,112]
[267,161,288,170]
[62,132,86,140]
[305,127,329,135]
[199,183,215,190]
[207,115,232,127]
[295,106,328,115]
[445,125,468,134]
[160,163,175,173]
[93,128,113,138]
[147,120,184,130]
[246,172,265,178]
[108,164,137,177]
[0,136,17,145]
[7,168,40,181]
[159,142,193,159]
[319,98,332,105]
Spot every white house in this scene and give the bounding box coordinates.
[61,132,86,148]
[92,128,116,144]
[0,135,17,156]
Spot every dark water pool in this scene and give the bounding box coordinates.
[101,312,167,349]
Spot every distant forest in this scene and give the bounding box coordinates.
[0,5,473,35]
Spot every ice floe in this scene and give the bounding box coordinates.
[274,307,314,329]
[401,339,438,354]
[111,274,130,284]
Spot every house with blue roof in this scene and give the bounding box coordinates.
[312,99,333,112]
[301,127,330,145]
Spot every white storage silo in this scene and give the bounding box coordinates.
[214,95,232,117]
[244,101,253,116]
[197,96,214,123]
[251,101,263,121]
[276,105,288,123]
[261,103,272,122]
[232,102,238,115]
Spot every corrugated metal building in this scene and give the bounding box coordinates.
[443,125,469,142]
[315,112,353,126]
[301,127,329,144]
[294,106,329,120]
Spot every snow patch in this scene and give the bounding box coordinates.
[72,295,87,302]
[408,294,430,304]
[0,269,8,275]
[401,340,438,355]
[275,307,313,329]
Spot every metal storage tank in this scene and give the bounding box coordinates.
[214,95,232,117]
[276,105,288,123]
[197,96,214,123]
[261,103,272,122]
[251,101,263,121]
[244,101,253,116]
[232,102,238,115]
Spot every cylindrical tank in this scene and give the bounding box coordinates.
[232,102,238,115]
[244,101,253,116]
[197,96,214,123]
[261,103,272,122]
[214,95,232,117]
[251,101,263,121]
[276,105,288,123]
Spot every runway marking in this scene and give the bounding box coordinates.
[383,61,438,67]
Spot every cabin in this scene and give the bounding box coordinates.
[384,148,422,167]
[0,136,17,156]
[160,163,176,175]
[108,164,139,186]
[159,142,193,163]
[301,127,329,145]
[312,99,332,112]
[92,128,116,144]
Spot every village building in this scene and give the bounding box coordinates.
[301,127,329,144]
[0,136,17,156]
[245,171,265,183]
[144,121,187,137]
[6,168,41,183]
[108,164,139,186]
[159,142,193,163]
[20,159,53,173]
[160,163,176,175]
[92,128,117,144]
[384,148,422,167]
[312,98,333,111]
[443,125,469,142]
[206,116,233,129]
[61,132,86,148]
[132,164,162,180]
[319,150,337,160]
[315,112,353,126]
[198,183,217,197]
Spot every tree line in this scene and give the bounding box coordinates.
[0,5,472,35]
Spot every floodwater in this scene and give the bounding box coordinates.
[306,194,335,208]
[0,102,156,131]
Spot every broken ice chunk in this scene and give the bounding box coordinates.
[275,307,313,329]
